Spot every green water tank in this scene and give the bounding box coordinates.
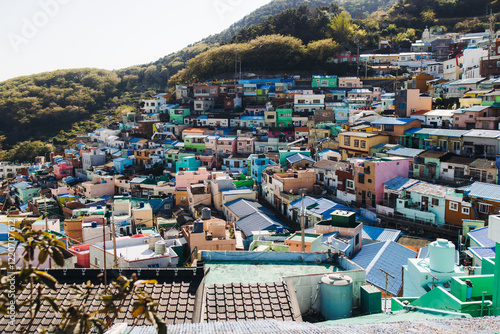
[330,210,356,227]
[360,285,382,315]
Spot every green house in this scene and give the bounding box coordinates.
[169,108,190,125]
[184,135,207,153]
[276,108,293,128]
[312,75,337,88]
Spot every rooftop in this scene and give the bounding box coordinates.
[459,182,500,202]
[406,182,449,198]
[386,147,425,157]
[371,117,418,125]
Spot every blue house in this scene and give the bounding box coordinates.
[248,154,278,191]
[113,158,134,174]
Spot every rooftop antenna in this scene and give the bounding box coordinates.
[380,268,395,312]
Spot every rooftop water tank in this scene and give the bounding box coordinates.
[201,207,211,220]
[193,221,204,233]
[91,222,97,228]
[139,202,145,209]
[148,233,161,250]
[154,240,166,255]
[429,238,455,273]
[320,274,353,320]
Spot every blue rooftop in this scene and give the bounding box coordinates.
[468,226,495,248]
[459,182,500,202]
[128,138,141,143]
[371,117,418,126]
[469,246,495,261]
[224,199,271,219]
[289,196,352,220]
[351,241,417,296]
[384,176,420,191]
[240,116,264,120]
[286,153,315,165]
[12,181,34,190]
[362,225,402,242]
[235,212,287,238]
[386,147,425,157]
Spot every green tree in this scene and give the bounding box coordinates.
[307,39,340,63]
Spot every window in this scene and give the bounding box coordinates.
[384,124,394,132]
[344,136,350,146]
[346,180,354,189]
[479,203,489,214]
[432,198,439,206]
[360,141,366,148]
[462,207,470,215]
[358,174,364,184]
[453,141,461,152]
[399,103,406,109]
[354,140,359,147]
[355,234,359,246]
[95,258,100,267]
[449,202,458,211]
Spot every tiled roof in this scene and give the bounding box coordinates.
[468,226,495,248]
[286,153,315,165]
[235,212,287,238]
[351,241,417,296]
[459,182,500,202]
[202,282,302,322]
[470,159,496,168]
[2,280,201,333]
[362,225,402,242]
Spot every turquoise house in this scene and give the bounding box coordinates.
[176,156,200,172]
[113,157,134,174]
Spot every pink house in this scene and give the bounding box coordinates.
[175,168,227,189]
[236,136,257,154]
[68,244,90,268]
[53,162,74,179]
[353,157,410,207]
[217,137,237,155]
[453,106,500,129]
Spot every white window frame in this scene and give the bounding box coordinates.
[462,207,470,215]
[346,180,354,190]
[479,203,490,214]
[449,201,458,211]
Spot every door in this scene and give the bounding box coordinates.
[361,190,366,206]
[421,196,429,211]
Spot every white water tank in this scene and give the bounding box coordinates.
[154,240,166,255]
[148,233,161,250]
[429,238,455,273]
[201,207,211,220]
[320,274,353,320]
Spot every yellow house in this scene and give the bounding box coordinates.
[339,131,390,160]
[459,89,492,108]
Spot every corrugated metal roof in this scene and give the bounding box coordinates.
[406,128,470,137]
[351,241,417,296]
[386,147,425,157]
[384,176,420,191]
[362,225,402,242]
[289,196,352,220]
[287,153,315,165]
[224,199,270,219]
[462,129,500,138]
[459,182,500,202]
[468,226,495,248]
[235,212,287,238]
[469,246,495,260]
[406,182,449,197]
[371,117,417,125]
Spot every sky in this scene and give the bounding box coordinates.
[0,0,272,82]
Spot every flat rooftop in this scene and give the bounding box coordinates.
[205,260,341,285]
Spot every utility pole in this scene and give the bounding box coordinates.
[111,203,118,268]
[44,193,51,268]
[301,193,305,252]
[380,268,395,312]
[356,43,360,78]
[103,218,107,287]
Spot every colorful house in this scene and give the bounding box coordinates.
[338,132,390,160]
[184,135,207,153]
[370,118,422,144]
[216,137,237,155]
[311,75,338,88]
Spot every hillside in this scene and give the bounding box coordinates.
[1,0,499,161]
